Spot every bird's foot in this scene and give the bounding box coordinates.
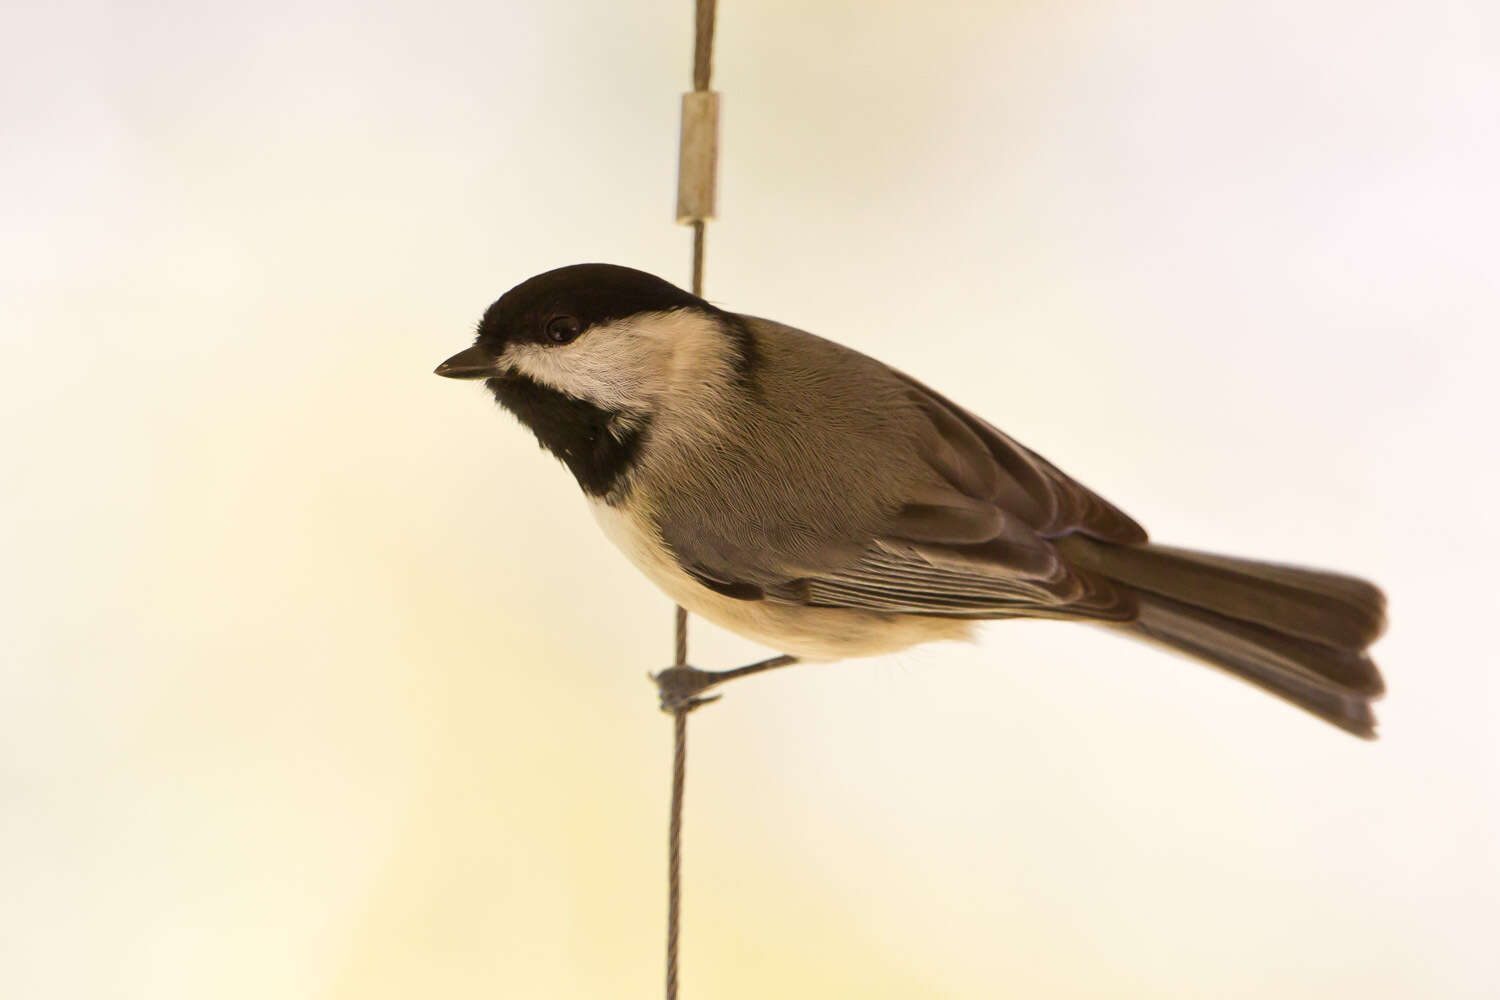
[651,666,724,714]
[649,654,800,714]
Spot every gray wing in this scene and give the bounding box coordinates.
[658,318,1145,623]
[790,372,1143,621]
[890,371,1146,546]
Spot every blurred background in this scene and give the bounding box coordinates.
[3,1,1497,997]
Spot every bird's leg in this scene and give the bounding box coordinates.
[651,655,800,713]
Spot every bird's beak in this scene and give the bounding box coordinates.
[434,345,498,380]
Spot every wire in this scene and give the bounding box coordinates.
[665,698,690,1000]
[665,5,718,997]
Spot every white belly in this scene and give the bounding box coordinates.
[588,498,974,662]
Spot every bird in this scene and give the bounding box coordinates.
[435,263,1386,737]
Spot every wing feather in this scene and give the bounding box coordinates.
[798,539,1136,622]
[648,316,1144,625]
[894,371,1147,544]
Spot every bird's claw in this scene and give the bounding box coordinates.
[650,666,725,714]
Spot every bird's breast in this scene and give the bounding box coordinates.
[586,497,975,662]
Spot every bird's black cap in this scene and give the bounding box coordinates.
[474,263,708,353]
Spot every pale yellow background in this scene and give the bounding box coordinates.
[4,1,1497,997]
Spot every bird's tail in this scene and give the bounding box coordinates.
[1054,536,1387,738]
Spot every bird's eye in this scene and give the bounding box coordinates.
[545,315,582,344]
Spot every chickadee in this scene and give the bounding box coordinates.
[436,264,1385,737]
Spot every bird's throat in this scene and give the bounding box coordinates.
[485,372,650,499]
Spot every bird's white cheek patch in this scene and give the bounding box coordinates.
[502,344,568,390]
[504,337,658,412]
[501,310,739,418]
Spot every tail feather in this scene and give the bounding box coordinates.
[1054,536,1387,738]
[1056,538,1385,649]
[1131,591,1380,737]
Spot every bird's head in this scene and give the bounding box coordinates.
[436,263,751,495]
[437,263,747,413]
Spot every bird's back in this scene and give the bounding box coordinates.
[634,315,941,585]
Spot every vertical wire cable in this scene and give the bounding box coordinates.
[667,8,717,998]
[690,221,706,298]
[665,700,689,1000]
[692,0,716,92]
